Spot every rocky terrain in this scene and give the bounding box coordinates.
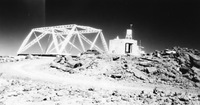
[0,47,200,105]
[51,47,200,88]
[0,56,23,63]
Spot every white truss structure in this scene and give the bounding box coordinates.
[17,24,109,55]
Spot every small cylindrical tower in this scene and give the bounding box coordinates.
[125,24,133,39]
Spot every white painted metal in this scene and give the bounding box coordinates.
[79,33,103,52]
[51,28,59,53]
[17,29,34,54]
[45,40,54,53]
[59,25,76,53]
[100,32,109,52]
[76,29,86,52]
[90,31,100,50]
[33,32,44,53]
[69,34,77,53]
[17,24,108,55]
[19,32,47,53]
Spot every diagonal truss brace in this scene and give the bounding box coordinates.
[59,25,77,53]
[79,33,103,52]
[18,31,47,54]
[34,32,44,53]
[17,24,109,55]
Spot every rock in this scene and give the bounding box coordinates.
[146,67,157,73]
[132,69,147,80]
[177,57,186,65]
[0,56,23,63]
[112,56,120,61]
[80,50,101,55]
[191,67,200,75]
[165,50,176,55]
[139,62,152,67]
[59,57,66,64]
[110,74,122,79]
[195,83,200,87]
[187,53,200,68]
[192,75,200,82]
[178,96,189,102]
[46,46,200,104]
[50,62,60,69]
[73,63,82,68]
[88,88,94,91]
[25,54,34,59]
[54,55,62,63]
[152,50,161,57]
[179,67,192,74]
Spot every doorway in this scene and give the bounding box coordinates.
[125,43,133,53]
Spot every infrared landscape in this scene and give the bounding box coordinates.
[1,0,200,105]
[1,47,200,105]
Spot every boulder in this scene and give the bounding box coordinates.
[195,83,200,87]
[133,69,147,80]
[177,57,186,65]
[188,53,200,68]
[25,54,34,59]
[146,67,157,73]
[152,50,161,57]
[139,62,152,67]
[112,56,120,61]
[179,67,192,74]
[50,63,61,69]
[192,75,200,82]
[110,73,122,79]
[191,67,200,75]
[73,63,82,68]
[80,50,101,55]
[54,55,62,63]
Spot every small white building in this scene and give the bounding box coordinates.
[109,29,144,56]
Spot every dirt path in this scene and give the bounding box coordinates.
[0,58,197,94]
[0,58,155,92]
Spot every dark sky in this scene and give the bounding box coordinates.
[0,0,200,55]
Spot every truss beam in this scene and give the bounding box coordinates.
[17,24,108,55]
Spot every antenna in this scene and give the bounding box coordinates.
[130,24,133,29]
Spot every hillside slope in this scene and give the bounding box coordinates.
[0,47,200,105]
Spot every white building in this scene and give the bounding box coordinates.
[109,29,144,56]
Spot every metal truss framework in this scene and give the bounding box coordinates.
[17,24,109,55]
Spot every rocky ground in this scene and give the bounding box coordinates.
[0,47,200,105]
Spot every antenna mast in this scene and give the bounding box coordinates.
[130,24,133,29]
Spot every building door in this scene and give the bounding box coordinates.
[125,43,132,53]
